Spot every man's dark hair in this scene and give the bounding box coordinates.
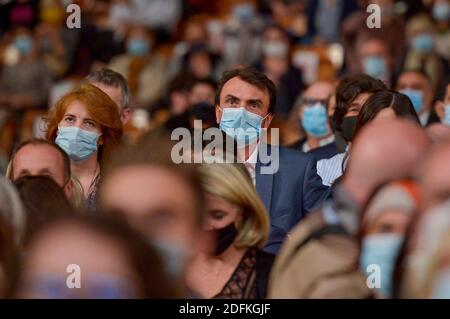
[190,77,218,92]
[215,67,277,114]
[353,90,421,139]
[86,68,131,109]
[14,175,74,243]
[333,74,387,132]
[10,139,71,184]
[396,68,433,88]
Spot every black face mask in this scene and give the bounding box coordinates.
[328,115,336,132]
[191,102,216,124]
[209,223,238,256]
[341,116,358,142]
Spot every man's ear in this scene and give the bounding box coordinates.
[120,107,132,125]
[262,113,273,129]
[64,178,74,200]
[435,101,444,121]
[215,105,222,124]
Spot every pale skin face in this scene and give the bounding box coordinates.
[396,72,434,114]
[359,39,391,71]
[59,101,103,145]
[17,223,141,298]
[186,193,246,299]
[100,165,199,251]
[365,210,412,235]
[298,82,334,136]
[12,144,73,198]
[345,92,372,117]
[203,193,242,231]
[91,82,131,125]
[215,76,273,128]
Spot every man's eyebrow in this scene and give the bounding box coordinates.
[17,169,30,176]
[247,99,263,106]
[225,94,240,100]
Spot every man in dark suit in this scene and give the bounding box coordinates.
[215,67,331,254]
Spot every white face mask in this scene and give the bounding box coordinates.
[262,41,288,59]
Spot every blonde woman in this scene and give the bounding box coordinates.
[186,161,273,299]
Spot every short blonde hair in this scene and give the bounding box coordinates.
[199,162,270,249]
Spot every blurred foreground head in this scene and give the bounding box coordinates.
[99,130,204,283]
[339,119,429,233]
[16,214,177,299]
[417,143,450,211]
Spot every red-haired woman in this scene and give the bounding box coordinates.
[46,83,123,211]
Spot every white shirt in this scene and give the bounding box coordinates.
[419,111,430,127]
[302,134,335,153]
[317,145,350,186]
[244,146,259,186]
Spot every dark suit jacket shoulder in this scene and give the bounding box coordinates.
[256,145,330,254]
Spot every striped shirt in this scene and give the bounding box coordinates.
[317,146,349,186]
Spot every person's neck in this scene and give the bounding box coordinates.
[306,133,332,149]
[237,140,258,162]
[71,153,99,179]
[204,244,246,267]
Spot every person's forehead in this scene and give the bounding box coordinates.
[15,144,63,168]
[220,77,269,103]
[361,39,388,53]
[192,83,215,94]
[352,92,371,105]
[398,72,427,86]
[64,100,92,117]
[304,83,333,100]
[103,166,195,207]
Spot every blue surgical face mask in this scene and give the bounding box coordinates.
[55,126,101,161]
[14,36,33,55]
[432,3,450,22]
[219,107,266,146]
[25,272,136,299]
[233,4,255,22]
[301,103,330,138]
[401,88,424,114]
[360,233,404,298]
[151,240,187,278]
[411,34,434,54]
[443,104,450,125]
[363,56,388,80]
[127,38,150,56]
[430,268,450,299]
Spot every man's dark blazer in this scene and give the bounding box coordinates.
[255,144,331,254]
[289,138,339,161]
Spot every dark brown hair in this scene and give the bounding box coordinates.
[0,214,19,298]
[215,67,277,114]
[13,175,74,243]
[353,90,421,139]
[333,74,387,132]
